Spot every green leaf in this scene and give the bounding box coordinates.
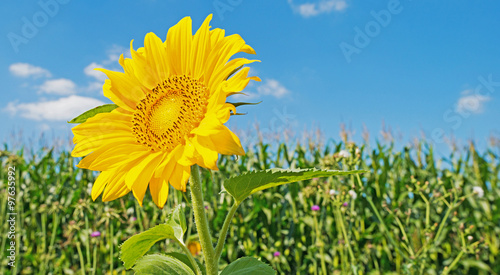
[166,205,187,241]
[120,206,187,269]
[133,254,196,275]
[224,168,367,203]
[225,65,243,80]
[220,257,276,275]
[460,259,494,272]
[67,104,118,124]
[166,252,206,275]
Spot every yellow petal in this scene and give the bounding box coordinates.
[125,151,164,189]
[129,39,158,89]
[154,145,183,178]
[144,32,169,81]
[72,108,132,137]
[128,153,166,206]
[102,170,130,202]
[191,113,224,136]
[91,171,112,201]
[169,164,190,191]
[191,14,212,80]
[149,177,169,208]
[208,58,259,92]
[204,34,246,84]
[78,144,148,171]
[165,16,192,75]
[224,67,261,95]
[208,125,245,156]
[95,68,145,110]
[192,136,219,170]
[72,136,134,158]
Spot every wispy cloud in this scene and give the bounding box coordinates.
[233,79,290,101]
[84,44,130,92]
[38,78,77,95]
[9,63,51,78]
[84,62,107,82]
[4,95,105,121]
[455,90,491,114]
[257,79,290,98]
[288,0,347,18]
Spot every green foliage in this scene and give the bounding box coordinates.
[220,257,276,275]
[67,104,118,123]
[120,205,186,269]
[166,252,207,275]
[133,254,195,275]
[0,137,499,274]
[224,168,366,203]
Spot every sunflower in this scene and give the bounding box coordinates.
[71,14,259,208]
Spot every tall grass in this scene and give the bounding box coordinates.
[0,136,498,274]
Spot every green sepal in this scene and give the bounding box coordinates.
[225,65,243,80]
[67,104,118,124]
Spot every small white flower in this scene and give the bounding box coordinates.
[329,189,338,196]
[338,150,350,158]
[472,186,484,198]
[355,148,361,155]
[467,235,473,241]
[348,189,357,199]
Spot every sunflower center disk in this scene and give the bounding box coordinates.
[132,75,209,152]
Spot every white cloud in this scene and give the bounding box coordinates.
[231,92,260,101]
[84,62,107,82]
[4,95,105,121]
[288,0,347,18]
[38,78,77,95]
[39,123,51,132]
[257,79,290,98]
[9,63,51,78]
[231,79,290,101]
[104,44,130,64]
[456,90,491,114]
[83,44,130,92]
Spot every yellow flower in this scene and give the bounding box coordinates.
[187,240,202,256]
[71,14,259,208]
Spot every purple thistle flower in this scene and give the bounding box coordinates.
[342,202,348,207]
[273,251,281,257]
[131,217,137,222]
[204,205,209,210]
[90,231,101,238]
[311,205,320,211]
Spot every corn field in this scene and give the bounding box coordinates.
[1,137,499,274]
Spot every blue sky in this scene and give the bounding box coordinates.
[1,0,499,153]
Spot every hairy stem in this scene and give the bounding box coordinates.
[189,165,217,275]
[215,202,240,261]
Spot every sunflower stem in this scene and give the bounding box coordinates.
[189,165,217,275]
[177,239,203,275]
[214,202,240,261]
